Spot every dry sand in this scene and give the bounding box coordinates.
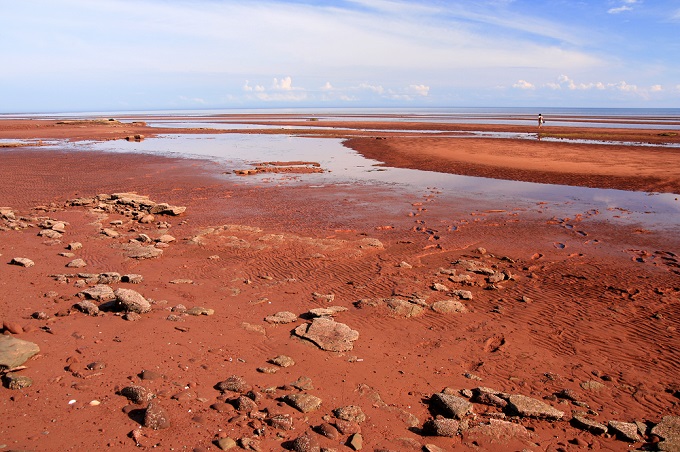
[1,117,679,451]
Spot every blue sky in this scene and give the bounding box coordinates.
[1,0,679,112]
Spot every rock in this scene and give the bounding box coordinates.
[186,306,214,316]
[291,433,320,452]
[264,311,298,324]
[216,375,251,393]
[348,433,363,450]
[464,418,531,443]
[122,274,144,284]
[269,355,295,368]
[120,385,155,404]
[123,243,163,259]
[608,420,641,442]
[432,283,449,292]
[424,418,459,437]
[144,400,171,429]
[316,422,339,439]
[3,372,34,389]
[294,318,359,352]
[385,298,425,318]
[283,393,322,413]
[312,292,335,303]
[472,392,507,408]
[308,306,348,317]
[652,416,680,450]
[156,234,175,243]
[506,395,564,420]
[123,312,142,321]
[269,414,294,430]
[333,405,366,423]
[424,445,446,452]
[334,419,361,435]
[3,321,23,334]
[291,376,314,390]
[38,229,62,239]
[580,380,606,392]
[114,288,151,314]
[0,336,40,369]
[215,437,237,450]
[233,395,258,412]
[67,242,82,250]
[572,414,607,435]
[431,393,473,419]
[210,402,235,414]
[66,258,87,268]
[79,284,115,302]
[10,257,34,268]
[74,300,100,316]
[451,289,473,300]
[431,299,468,314]
[149,203,186,216]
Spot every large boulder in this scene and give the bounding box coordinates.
[294,318,359,352]
[0,336,40,369]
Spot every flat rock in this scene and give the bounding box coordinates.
[431,299,468,314]
[283,393,322,413]
[149,203,186,216]
[66,258,87,268]
[652,416,680,451]
[120,385,155,404]
[308,306,348,317]
[265,311,298,324]
[608,420,641,442]
[464,418,531,443]
[269,355,295,367]
[572,414,607,435]
[451,289,473,300]
[186,306,214,316]
[10,257,34,268]
[79,284,115,302]
[74,300,100,316]
[506,395,564,420]
[114,288,151,314]
[385,298,425,318]
[0,335,40,369]
[123,243,163,260]
[294,318,359,352]
[431,393,474,419]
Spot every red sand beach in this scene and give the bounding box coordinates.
[1,116,679,451]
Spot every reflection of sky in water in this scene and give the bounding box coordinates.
[51,133,680,229]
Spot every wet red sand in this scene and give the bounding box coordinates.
[1,117,679,451]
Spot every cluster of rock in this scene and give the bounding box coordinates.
[117,370,366,451]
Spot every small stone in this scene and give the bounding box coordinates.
[348,433,363,450]
[66,258,87,268]
[283,393,322,413]
[114,288,151,314]
[216,375,251,393]
[316,422,339,439]
[74,300,100,316]
[333,405,366,423]
[9,257,34,268]
[3,372,34,390]
[291,376,314,390]
[123,312,142,321]
[269,414,294,430]
[215,437,237,450]
[451,289,473,300]
[432,283,449,292]
[144,400,171,430]
[120,385,155,404]
[580,380,606,392]
[291,433,320,452]
[269,355,295,368]
[186,306,214,316]
[122,274,144,284]
[67,242,82,250]
[233,395,258,412]
[101,228,120,238]
[264,311,298,324]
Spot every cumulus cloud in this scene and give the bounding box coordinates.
[409,84,430,96]
[358,83,385,94]
[650,84,662,92]
[243,80,264,92]
[272,76,294,91]
[513,80,535,90]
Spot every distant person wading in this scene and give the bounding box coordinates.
[538,114,545,128]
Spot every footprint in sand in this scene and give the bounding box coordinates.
[554,242,566,249]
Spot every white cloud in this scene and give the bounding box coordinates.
[650,84,662,92]
[272,76,294,91]
[409,84,430,96]
[513,80,535,90]
[358,83,385,95]
[322,82,333,90]
[608,6,632,14]
[243,80,264,92]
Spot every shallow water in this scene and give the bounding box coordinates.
[48,132,680,230]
